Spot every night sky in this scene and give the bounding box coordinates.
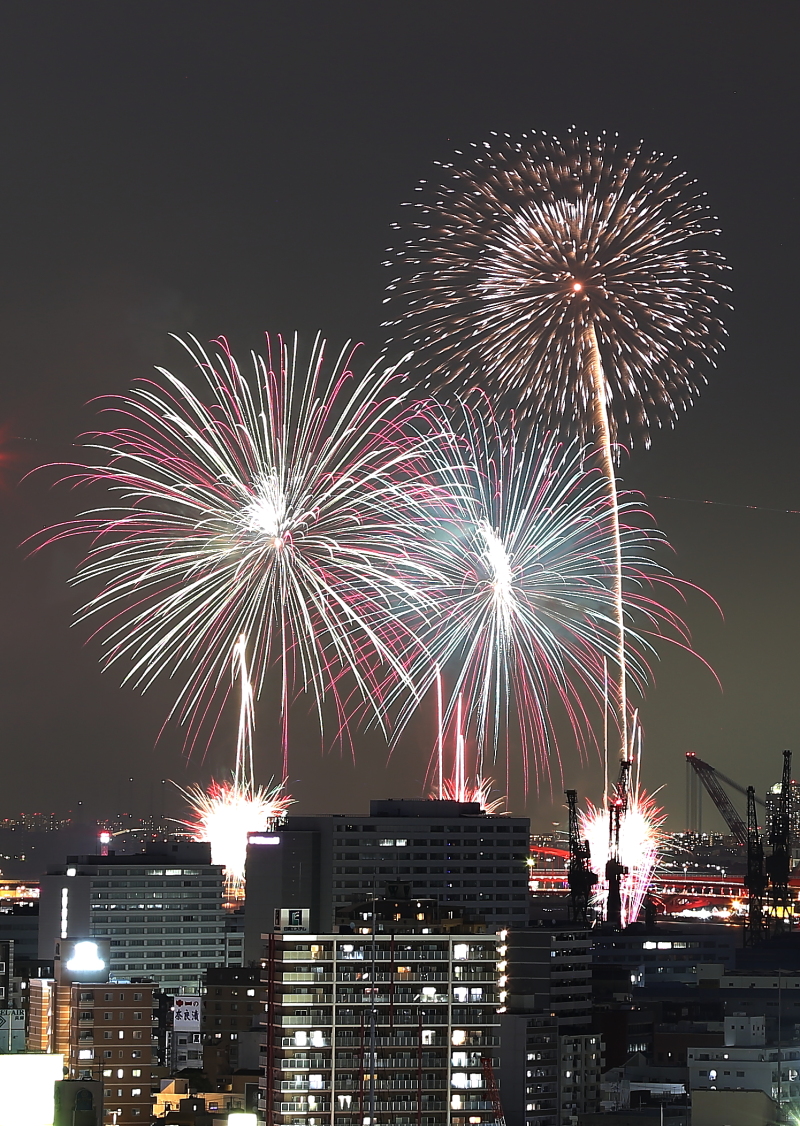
[0,3,796,831]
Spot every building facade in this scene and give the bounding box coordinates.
[59,980,156,1124]
[202,965,262,1082]
[498,927,602,1126]
[245,799,530,960]
[260,930,501,1126]
[39,842,227,993]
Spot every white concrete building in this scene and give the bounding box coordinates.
[688,1015,800,1106]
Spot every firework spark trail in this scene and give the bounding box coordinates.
[395,399,696,793]
[31,334,443,767]
[177,634,294,898]
[427,684,505,814]
[385,129,729,761]
[233,634,255,792]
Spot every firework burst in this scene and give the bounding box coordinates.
[386,131,728,758]
[395,401,693,792]
[32,334,439,768]
[385,129,729,446]
[179,776,293,900]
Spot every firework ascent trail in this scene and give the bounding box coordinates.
[385,129,729,764]
[177,635,293,899]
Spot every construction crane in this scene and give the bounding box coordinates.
[766,749,793,927]
[566,790,597,927]
[685,753,764,843]
[480,1054,506,1126]
[605,760,631,929]
[744,785,767,946]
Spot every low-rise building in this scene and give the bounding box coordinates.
[688,1015,800,1109]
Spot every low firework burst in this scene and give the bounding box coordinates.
[428,684,506,813]
[179,776,293,901]
[32,334,438,768]
[581,783,665,928]
[581,729,667,923]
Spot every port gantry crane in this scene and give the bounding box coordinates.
[687,749,794,943]
[605,759,631,929]
[566,789,597,927]
[685,752,765,844]
[745,784,768,946]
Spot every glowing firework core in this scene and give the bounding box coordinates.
[478,520,514,622]
[581,785,664,927]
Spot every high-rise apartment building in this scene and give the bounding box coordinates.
[39,842,227,993]
[498,927,602,1126]
[245,799,530,959]
[260,930,501,1126]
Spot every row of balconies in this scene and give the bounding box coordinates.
[279,949,459,962]
[279,1079,448,1092]
[277,1099,447,1113]
[279,1015,449,1027]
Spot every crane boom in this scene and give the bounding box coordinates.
[686,753,748,844]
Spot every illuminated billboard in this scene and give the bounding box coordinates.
[0,1054,64,1126]
[56,938,110,984]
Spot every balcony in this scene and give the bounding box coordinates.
[278,1103,331,1114]
[279,1081,330,1092]
[281,993,332,1004]
[280,1013,330,1026]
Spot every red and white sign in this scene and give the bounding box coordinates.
[173,995,201,1030]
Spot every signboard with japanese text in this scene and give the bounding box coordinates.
[172,995,201,1030]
